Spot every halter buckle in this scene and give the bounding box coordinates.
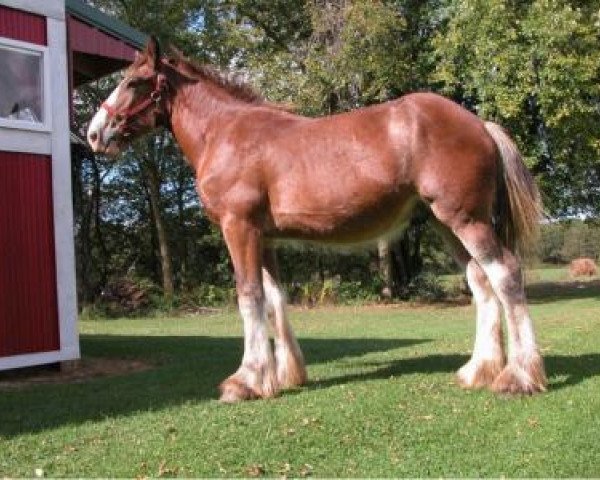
[150,90,162,104]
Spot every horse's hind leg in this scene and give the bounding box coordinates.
[218,216,278,403]
[459,260,506,387]
[432,221,506,388]
[263,248,307,388]
[453,221,547,394]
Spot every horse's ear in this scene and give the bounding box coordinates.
[145,35,161,71]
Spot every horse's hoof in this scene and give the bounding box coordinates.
[219,364,280,402]
[456,358,505,389]
[278,366,308,390]
[219,377,257,403]
[490,357,547,395]
[276,350,308,389]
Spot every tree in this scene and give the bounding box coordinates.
[71,0,600,308]
[79,0,212,296]
[433,0,600,217]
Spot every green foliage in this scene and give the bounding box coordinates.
[300,0,410,111]
[287,276,382,306]
[538,220,600,263]
[560,221,600,261]
[72,0,600,310]
[183,284,237,307]
[538,222,568,263]
[433,0,600,215]
[399,271,448,302]
[335,279,382,303]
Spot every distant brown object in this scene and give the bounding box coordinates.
[101,277,152,314]
[569,258,598,277]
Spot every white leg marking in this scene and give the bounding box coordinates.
[457,261,505,387]
[480,259,546,393]
[219,295,278,401]
[481,260,538,360]
[263,268,306,388]
[453,226,546,393]
[239,295,274,368]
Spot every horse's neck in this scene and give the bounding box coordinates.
[169,80,245,170]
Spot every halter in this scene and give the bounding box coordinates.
[101,73,168,131]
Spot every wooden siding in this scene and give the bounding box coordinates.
[0,5,47,45]
[68,16,136,62]
[0,152,59,356]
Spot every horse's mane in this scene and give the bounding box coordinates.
[128,45,293,111]
[166,49,261,103]
[166,48,292,111]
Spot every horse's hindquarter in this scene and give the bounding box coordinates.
[264,100,419,244]
[403,93,499,227]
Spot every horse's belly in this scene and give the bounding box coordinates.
[269,193,419,246]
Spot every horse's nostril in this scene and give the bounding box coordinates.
[89,131,98,142]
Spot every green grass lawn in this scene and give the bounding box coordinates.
[1,269,599,477]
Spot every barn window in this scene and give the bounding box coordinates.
[0,39,48,130]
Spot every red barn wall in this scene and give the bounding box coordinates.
[0,5,58,358]
[0,152,60,356]
[0,5,46,45]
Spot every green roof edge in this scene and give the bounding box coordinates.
[65,0,148,50]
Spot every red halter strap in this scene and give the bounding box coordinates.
[101,74,167,124]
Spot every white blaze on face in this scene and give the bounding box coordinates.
[87,83,123,153]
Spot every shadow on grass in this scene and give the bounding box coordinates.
[1,334,598,438]
[309,353,600,395]
[526,279,600,304]
[0,336,425,437]
[307,353,468,392]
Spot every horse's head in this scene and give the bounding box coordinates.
[87,36,168,155]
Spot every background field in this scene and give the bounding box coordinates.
[1,267,599,477]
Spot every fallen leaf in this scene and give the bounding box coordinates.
[245,464,265,477]
[277,463,292,475]
[415,414,434,421]
[527,417,539,428]
[299,464,313,477]
[157,460,178,477]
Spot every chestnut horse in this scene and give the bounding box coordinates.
[88,38,547,401]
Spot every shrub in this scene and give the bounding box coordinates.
[96,276,159,317]
[185,284,236,307]
[398,271,448,302]
[286,275,382,306]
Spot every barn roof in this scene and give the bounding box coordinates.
[65,0,146,49]
[66,0,147,86]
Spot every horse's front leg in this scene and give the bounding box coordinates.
[262,248,307,389]
[219,215,278,403]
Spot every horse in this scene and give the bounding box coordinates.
[87,37,547,402]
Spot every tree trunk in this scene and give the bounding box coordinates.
[389,216,426,296]
[377,239,393,299]
[143,156,175,297]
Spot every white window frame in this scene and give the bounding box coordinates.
[0,36,52,133]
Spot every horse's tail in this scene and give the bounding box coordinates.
[484,121,543,257]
